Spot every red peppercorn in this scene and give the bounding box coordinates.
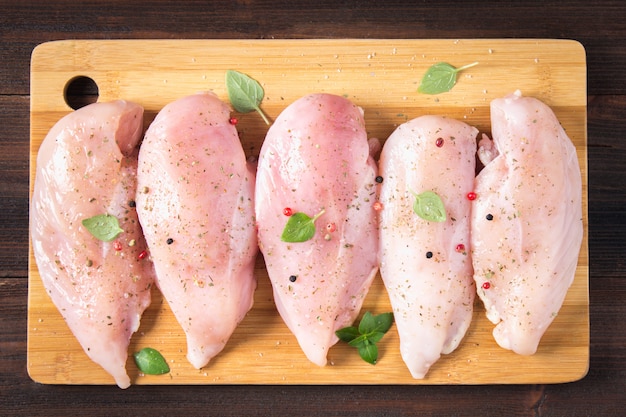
[283,207,293,216]
[373,202,384,211]
[435,137,444,147]
[229,117,238,125]
[455,243,465,253]
[138,250,148,260]
[326,222,337,233]
[466,192,477,200]
[113,241,123,251]
[482,282,491,290]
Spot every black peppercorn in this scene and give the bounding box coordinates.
[166,238,174,245]
[128,200,136,208]
[426,251,433,259]
[375,176,384,184]
[289,275,297,282]
[486,214,494,221]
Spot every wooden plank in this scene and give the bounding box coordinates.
[27,39,588,385]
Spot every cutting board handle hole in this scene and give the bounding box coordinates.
[64,76,99,110]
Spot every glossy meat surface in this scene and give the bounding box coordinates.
[136,92,257,369]
[255,93,379,366]
[30,100,154,388]
[471,91,583,355]
[379,115,477,378]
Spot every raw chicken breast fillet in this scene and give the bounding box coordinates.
[30,100,154,389]
[379,115,477,378]
[255,93,379,366]
[136,92,258,369]
[471,91,583,355]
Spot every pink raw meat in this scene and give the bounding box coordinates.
[378,115,477,378]
[471,91,583,355]
[255,93,379,366]
[136,92,258,369]
[30,100,154,388]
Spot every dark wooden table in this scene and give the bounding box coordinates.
[2,1,625,415]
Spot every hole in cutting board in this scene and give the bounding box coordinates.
[64,76,99,110]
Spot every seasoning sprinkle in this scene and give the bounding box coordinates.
[166,238,174,245]
[113,240,123,251]
[283,207,293,216]
[373,201,384,211]
[466,192,477,200]
[426,251,433,259]
[138,250,148,260]
[289,275,297,282]
[486,213,494,221]
[375,176,384,184]
[455,243,465,253]
[326,222,337,233]
[435,137,444,147]
[482,282,491,290]
[229,117,238,125]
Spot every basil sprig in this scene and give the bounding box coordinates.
[280,209,326,243]
[225,69,270,125]
[82,213,124,242]
[411,190,447,222]
[418,62,478,95]
[133,347,170,375]
[335,312,394,365]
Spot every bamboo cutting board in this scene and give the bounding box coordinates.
[28,39,589,386]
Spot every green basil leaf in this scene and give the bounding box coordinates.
[358,341,379,365]
[335,326,360,343]
[359,312,393,337]
[335,311,393,365]
[412,190,447,222]
[280,209,325,243]
[347,334,369,348]
[417,62,478,95]
[133,347,170,375]
[225,70,270,125]
[366,331,386,344]
[81,214,124,242]
[372,312,394,334]
[358,311,376,334]
[280,212,315,242]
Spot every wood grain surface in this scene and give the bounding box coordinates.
[27,39,589,386]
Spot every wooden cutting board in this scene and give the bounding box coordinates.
[28,39,589,386]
